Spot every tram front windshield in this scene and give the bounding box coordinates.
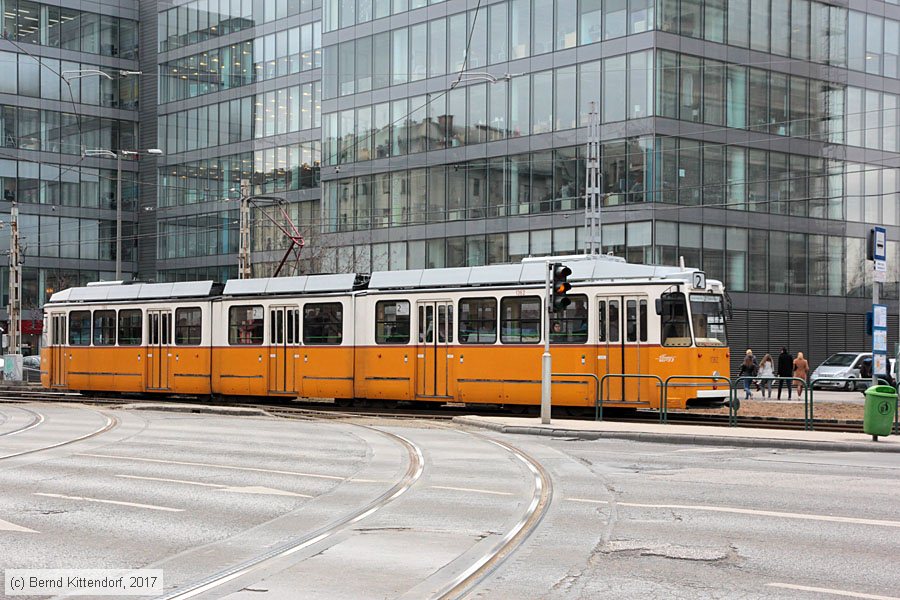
[690,294,727,347]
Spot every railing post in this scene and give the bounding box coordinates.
[664,375,732,425]
[806,382,813,430]
[550,373,601,422]
[592,373,665,421]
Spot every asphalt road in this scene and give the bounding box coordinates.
[0,403,897,599]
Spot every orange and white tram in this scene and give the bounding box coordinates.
[41,255,730,410]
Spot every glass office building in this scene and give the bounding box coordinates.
[0,0,140,352]
[151,0,322,283]
[313,0,900,370]
[5,0,883,367]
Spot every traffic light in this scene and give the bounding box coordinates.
[551,263,572,312]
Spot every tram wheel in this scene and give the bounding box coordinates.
[507,404,528,414]
[334,398,353,407]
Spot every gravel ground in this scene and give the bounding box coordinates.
[683,400,866,421]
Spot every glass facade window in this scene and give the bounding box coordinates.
[160,25,320,103]
[159,83,320,154]
[0,0,137,57]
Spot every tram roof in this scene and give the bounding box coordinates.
[48,280,217,303]
[45,256,708,306]
[222,273,358,296]
[367,255,696,290]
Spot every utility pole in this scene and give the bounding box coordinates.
[116,152,122,279]
[541,261,552,424]
[238,179,251,279]
[8,202,21,357]
[584,102,601,254]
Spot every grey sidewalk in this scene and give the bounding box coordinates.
[453,415,900,453]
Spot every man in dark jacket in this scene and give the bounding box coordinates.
[777,347,793,399]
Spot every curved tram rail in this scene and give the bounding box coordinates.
[161,421,425,600]
[0,406,45,437]
[0,406,117,461]
[433,434,552,600]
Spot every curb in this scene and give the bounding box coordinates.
[121,403,271,417]
[452,417,900,453]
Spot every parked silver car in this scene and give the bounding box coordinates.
[810,352,871,391]
[22,355,41,382]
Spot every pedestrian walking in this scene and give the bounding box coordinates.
[746,348,759,390]
[777,347,793,399]
[738,354,758,399]
[793,351,810,395]
[758,353,775,399]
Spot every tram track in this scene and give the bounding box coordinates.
[264,406,553,599]
[431,433,552,600]
[0,388,873,433]
[0,406,118,461]
[0,406,44,437]
[160,419,425,600]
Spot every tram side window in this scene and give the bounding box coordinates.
[175,307,202,345]
[609,300,620,342]
[118,309,142,346]
[626,300,637,342]
[438,304,453,343]
[286,308,300,344]
[598,301,606,342]
[51,315,66,345]
[500,296,541,344]
[304,302,343,345]
[639,299,648,342]
[229,305,264,345]
[459,298,496,343]
[69,311,91,346]
[624,299,648,342]
[659,292,690,347]
[92,310,116,346]
[550,294,588,344]
[375,300,409,344]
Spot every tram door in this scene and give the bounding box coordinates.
[49,313,67,387]
[147,310,172,390]
[416,301,453,398]
[268,306,299,393]
[597,295,648,402]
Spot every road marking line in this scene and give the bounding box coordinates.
[0,517,37,533]
[767,583,900,600]
[79,453,346,480]
[565,499,900,528]
[116,475,312,498]
[431,485,514,496]
[116,474,223,487]
[217,485,312,498]
[34,492,183,512]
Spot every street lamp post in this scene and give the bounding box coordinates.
[84,148,162,279]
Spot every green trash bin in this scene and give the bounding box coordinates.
[863,385,897,440]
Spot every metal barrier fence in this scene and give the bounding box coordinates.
[664,375,734,425]
[734,376,810,429]
[551,372,601,420]
[595,373,664,422]
[548,371,900,434]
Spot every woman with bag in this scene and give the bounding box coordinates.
[758,353,775,399]
[738,354,758,399]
